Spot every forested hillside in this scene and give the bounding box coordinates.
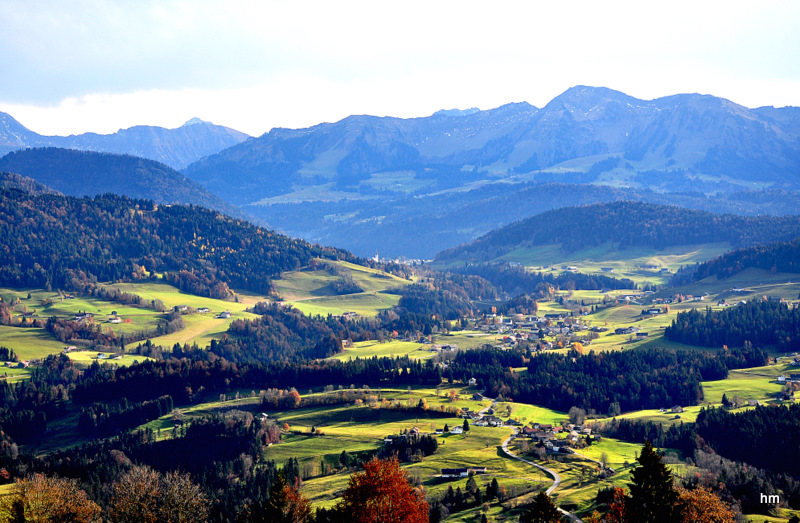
[0,148,242,217]
[664,299,800,351]
[436,201,800,262]
[676,237,800,283]
[0,188,356,297]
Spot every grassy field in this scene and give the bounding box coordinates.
[479,242,732,286]
[274,259,409,299]
[290,292,401,318]
[328,340,430,361]
[268,259,411,318]
[0,324,68,360]
[0,365,31,383]
[66,350,155,367]
[493,402,567,426]
[702,371,784,404]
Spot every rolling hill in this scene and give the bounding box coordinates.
[0,147,243,217]
[434,201,800,263]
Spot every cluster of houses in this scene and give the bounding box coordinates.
[384,424,464,447]
[441,467,487,478]
[469,313,593,350]
[74,312,94,324]
[518,421,596,453]
[4,360,30,369]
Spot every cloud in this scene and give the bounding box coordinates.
[1,0,799,134]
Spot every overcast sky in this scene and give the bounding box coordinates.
[1,0,799,137]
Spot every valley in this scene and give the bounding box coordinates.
[1,221,799,520]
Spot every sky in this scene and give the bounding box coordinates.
[1,0,799,137]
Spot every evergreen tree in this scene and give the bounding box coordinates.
[465,474,478,496]
[519,491,561,523]
[485,477,499,500]
[627,440,678,523]
[463,418,470,432]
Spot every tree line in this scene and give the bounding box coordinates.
[448,344,765,414]
[664,299,800,351]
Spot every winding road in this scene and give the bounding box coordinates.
[501,430,584,523]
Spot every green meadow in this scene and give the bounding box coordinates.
[490,242,731,286]
[702,371,784,404]
[274,259,409,318]
[0,324,69,360]
[290,291,401,318]
[328,340,430,361]
[66,350,155,367]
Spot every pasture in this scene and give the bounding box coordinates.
[328,340,429,361]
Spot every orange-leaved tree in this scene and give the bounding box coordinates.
[675,485,736,523]
[337,456,428,523]
[0,474,102,523]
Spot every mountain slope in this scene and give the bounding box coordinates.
[0,114,249,169]
[0,147,243,217]
[434,201,800,262]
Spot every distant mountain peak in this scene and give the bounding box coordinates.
[432,108,481,117]
[183,117,209,127]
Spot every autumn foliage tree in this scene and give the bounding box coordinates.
[110,465,208,523]
[586,487,628,523]
[236,472,311,523]
[336,456,428,523]
[586,440,737,523]
[0,474,102,523]
[674,486,736,523]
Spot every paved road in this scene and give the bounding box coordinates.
[501,431,584,523]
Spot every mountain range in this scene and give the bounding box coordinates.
[176,86,800,257]
[184,86,800,202]
[2,86,800,258]
[0,113,249,170]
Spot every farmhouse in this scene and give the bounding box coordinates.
[482,415,504,427]
[441,467,486,478]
